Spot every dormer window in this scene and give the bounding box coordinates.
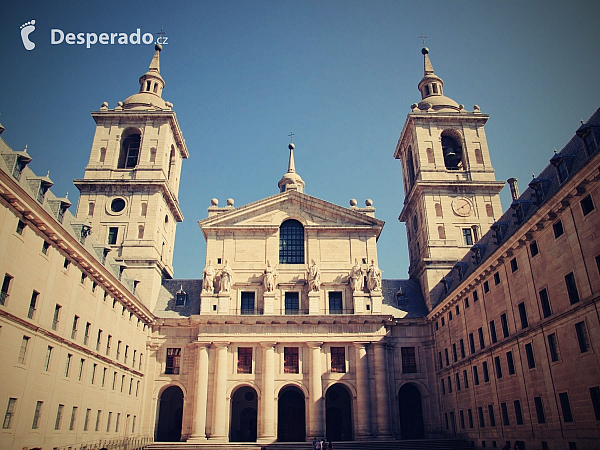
[550,152,569,184]
[37,184,49,204]
[57,205,67,224]
[583,130,596,155]
[12,159,27,180]
[175,287,187,306]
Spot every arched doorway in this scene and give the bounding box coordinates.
[156,386,184,442]
[398,383,424,439]
[325,384,352,441]
[277,386,305,442]
[230,386,258,442]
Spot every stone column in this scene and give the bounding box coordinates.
[307,342,324,439]
[189,342,210,441]
[353,342,372,438]
[373,341,392,437]
[259,342,277,442]
[210,342,229,440]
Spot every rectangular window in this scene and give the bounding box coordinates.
[65,354,72,377]
[463,369,469,388]
[548,333,560,361]
[124,345,129,364]
[284,347,299,373]
[489,320,497,344]
[51,304,61,331]
[581,194,595,216]
[501,402,510,426]
[452,343,457,362]
[69,406,78,430]
[483,281,490,293]
[84,408,91,431]
[494,272,500,285]
[63,258,70,270]
[78,358,85,380]
[133,350,137,368]
[16,220,26,235]
[0,274,12,306]
[460,410,465,429]
[483,361,489,382]
[91,363,97,384]
[575,321,591,353]
[448,376,452,393]
[112,371,117,390]
[401,347,417,373]
[331,347,346,373]
[284,291,300,314]
[460,339,465,358]
[478,407,485,428]
[55,404,64,430]
[108,227,118,245]
[553,220,564,238]
[530,240,539,257]
[136,380,140,397]
[120,374,125,392]
[3,398,16,429]
[84,322,91,345]
[468,409,474,428]
[438,352,443,369]
[525,343,536,368]
[17,336,30,364]
[28,291,39,319]
[469,333,476,354]
[494,356,502,379]
[237,347,253,374]
[510,258,518,272]
[514,400,524,425]
[463,228,473,245]
[106,334,112,355]
[538,288,552,318]
[501,313,509,338]
[506,351,515,375]
[116,341,121,360]
[441,378,445,395]
[106,411,112,432]
[456,373,461,391]
[32,401,43,429]
[473,366,480,385]
[166,348,181,374]
[465,297,470,308]
[534,397,546,424]
[488,405,496,427]
[95,329,102,351]
[328,291,343,314]
[95,410,101,431]
[44,346,53,371]
[478,327,485,350]
[559,392,573,422]
[240,292,255,314]
[71,315,79,339]
[473,290,479,302]
[518,303,529,329]
[589,387,600,420]
[102,367,107,387]
[445,348,449,366]
[565,272,580,305]
[132,415,136,433]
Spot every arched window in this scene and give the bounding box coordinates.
[279,219,304,264]
[167,146,175,180]
[406,146,416,189]
[118,131,141,169]
[441,130,464,170]
[438,225,446,239]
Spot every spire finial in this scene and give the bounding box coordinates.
[287,134,296,173]
[422,46,434,75]
[418,33,428,46]
[288,131,295,143]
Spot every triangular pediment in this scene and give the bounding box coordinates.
[199,191,384,232]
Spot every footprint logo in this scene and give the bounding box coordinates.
[20,20,36,50]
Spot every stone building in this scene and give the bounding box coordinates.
[0,43,598,450]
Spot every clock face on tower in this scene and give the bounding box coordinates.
[452,198,472,217]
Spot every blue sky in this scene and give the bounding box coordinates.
[1,0,599,280]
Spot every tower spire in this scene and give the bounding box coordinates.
[416,47,460,112]
[278,137,305,193]
[122,44,169,110]
[423,47,434,76]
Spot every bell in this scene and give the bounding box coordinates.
[444,150,460,168]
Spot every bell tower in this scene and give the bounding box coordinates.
[394,47,504,311]
[74,44,189,310]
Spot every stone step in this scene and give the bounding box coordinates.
[146,438,473,450]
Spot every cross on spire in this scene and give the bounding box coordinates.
[156,27,166,39]
[288,131,295,143]
[418,33,428,46]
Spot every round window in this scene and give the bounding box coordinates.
[111,198,126,213]
[244,391,255,402]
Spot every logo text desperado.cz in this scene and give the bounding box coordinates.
[51,28,160,49]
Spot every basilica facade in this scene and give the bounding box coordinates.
[0,44,598,450]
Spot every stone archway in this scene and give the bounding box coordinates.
[325,383,353,441]
[398,383,424,439]
[229,386,258,442]
[277,386,306,442]
[156,385,184,442]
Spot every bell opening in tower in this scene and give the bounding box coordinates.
[441,134,463,170]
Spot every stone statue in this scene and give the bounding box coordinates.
[307,259,320,292]
[220,260,233,293]
[349,258,364,292]
[263,260,276,292]
[202,260,215,293]
[366,259,382,292]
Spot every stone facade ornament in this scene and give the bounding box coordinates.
[349,258,364,292]
[202,260,215,293]
[220,260,233,293]
[366,259,382,292]
[307,259,320,292]
[263,260,276,292]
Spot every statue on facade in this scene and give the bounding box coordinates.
[307,259,320,292]
[220,260,233,293]
[366,259,382,292]
[263,260,276,292]
[349,258,364,292]
[202,260,215,293]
